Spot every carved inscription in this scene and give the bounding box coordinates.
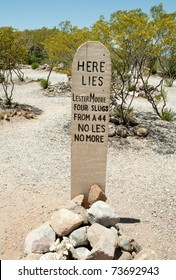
[71,42,111,202]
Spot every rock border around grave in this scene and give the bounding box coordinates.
[23,184,158,260]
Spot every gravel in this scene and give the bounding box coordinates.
[0,69,176,259]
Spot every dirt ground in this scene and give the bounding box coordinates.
[0,69,176,260]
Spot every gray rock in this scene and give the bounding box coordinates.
[87,223,118,247]
[87,201,120,227]
[110,117,120,125]
[119,239,133,252]
[50,208,84,236]
[128,117,138,127]
[76,247,90,259]
[108,124,116,137]
[131,240,142,253]
[116,126,128,138]
[24,223,56,254]
[86,236,115,260]
[69,226,89,247]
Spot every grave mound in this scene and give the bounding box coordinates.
[23,185,158,260]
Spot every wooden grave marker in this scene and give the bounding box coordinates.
[71,41,111,203]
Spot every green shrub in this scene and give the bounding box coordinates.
[31,62,39,69]
[39,78,48,89]
[0,113,4,120]
[149,65,157,75]
[0,72,5,83]
[128,85,136,91]
[164,78,174,87]
[162,108,174,121]
[113,105,134,124]
[25,43,47,65]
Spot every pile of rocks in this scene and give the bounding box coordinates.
[108,117,149,139]
[18,64,31,70]
[108,111,176,154]
[0,102,37,121]
[37,64,51,71]
[45,81,71,97]
[108,97,149,139]
[23,185,158,260]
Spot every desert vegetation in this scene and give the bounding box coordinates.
[0,3,176,260]
[0,4,175,122]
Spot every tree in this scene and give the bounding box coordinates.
[58,20,73,33]
[150,3,166,20]
[91,9,175,123]
[22,27,58,64]
[0,27,27,105]
[43,24,92,87]
[150,5,176,81]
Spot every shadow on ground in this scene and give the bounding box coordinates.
[119,217,141,224]
[17,103,43,115]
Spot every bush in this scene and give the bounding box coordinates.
[128,85,136,91]
[31,62,39,69]
[25,45,47,65]
[162,108,174,121]
[149,65,157,75]
[38,78,48,89]
[0,72,5,83]
[164,78,174,87]
[113,105,134,124]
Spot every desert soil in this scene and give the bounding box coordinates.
[0,69,176,260]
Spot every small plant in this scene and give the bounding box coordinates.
[149,65,157,75]
[164,78,174,87]
[31,62,39,69]
[113,105,134,124]
[39,78,49,89]
[128,85,136,91]
[3,96,13,106]
[0,113,4,120]
[161,108,174,121]
[0,72,5,83]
